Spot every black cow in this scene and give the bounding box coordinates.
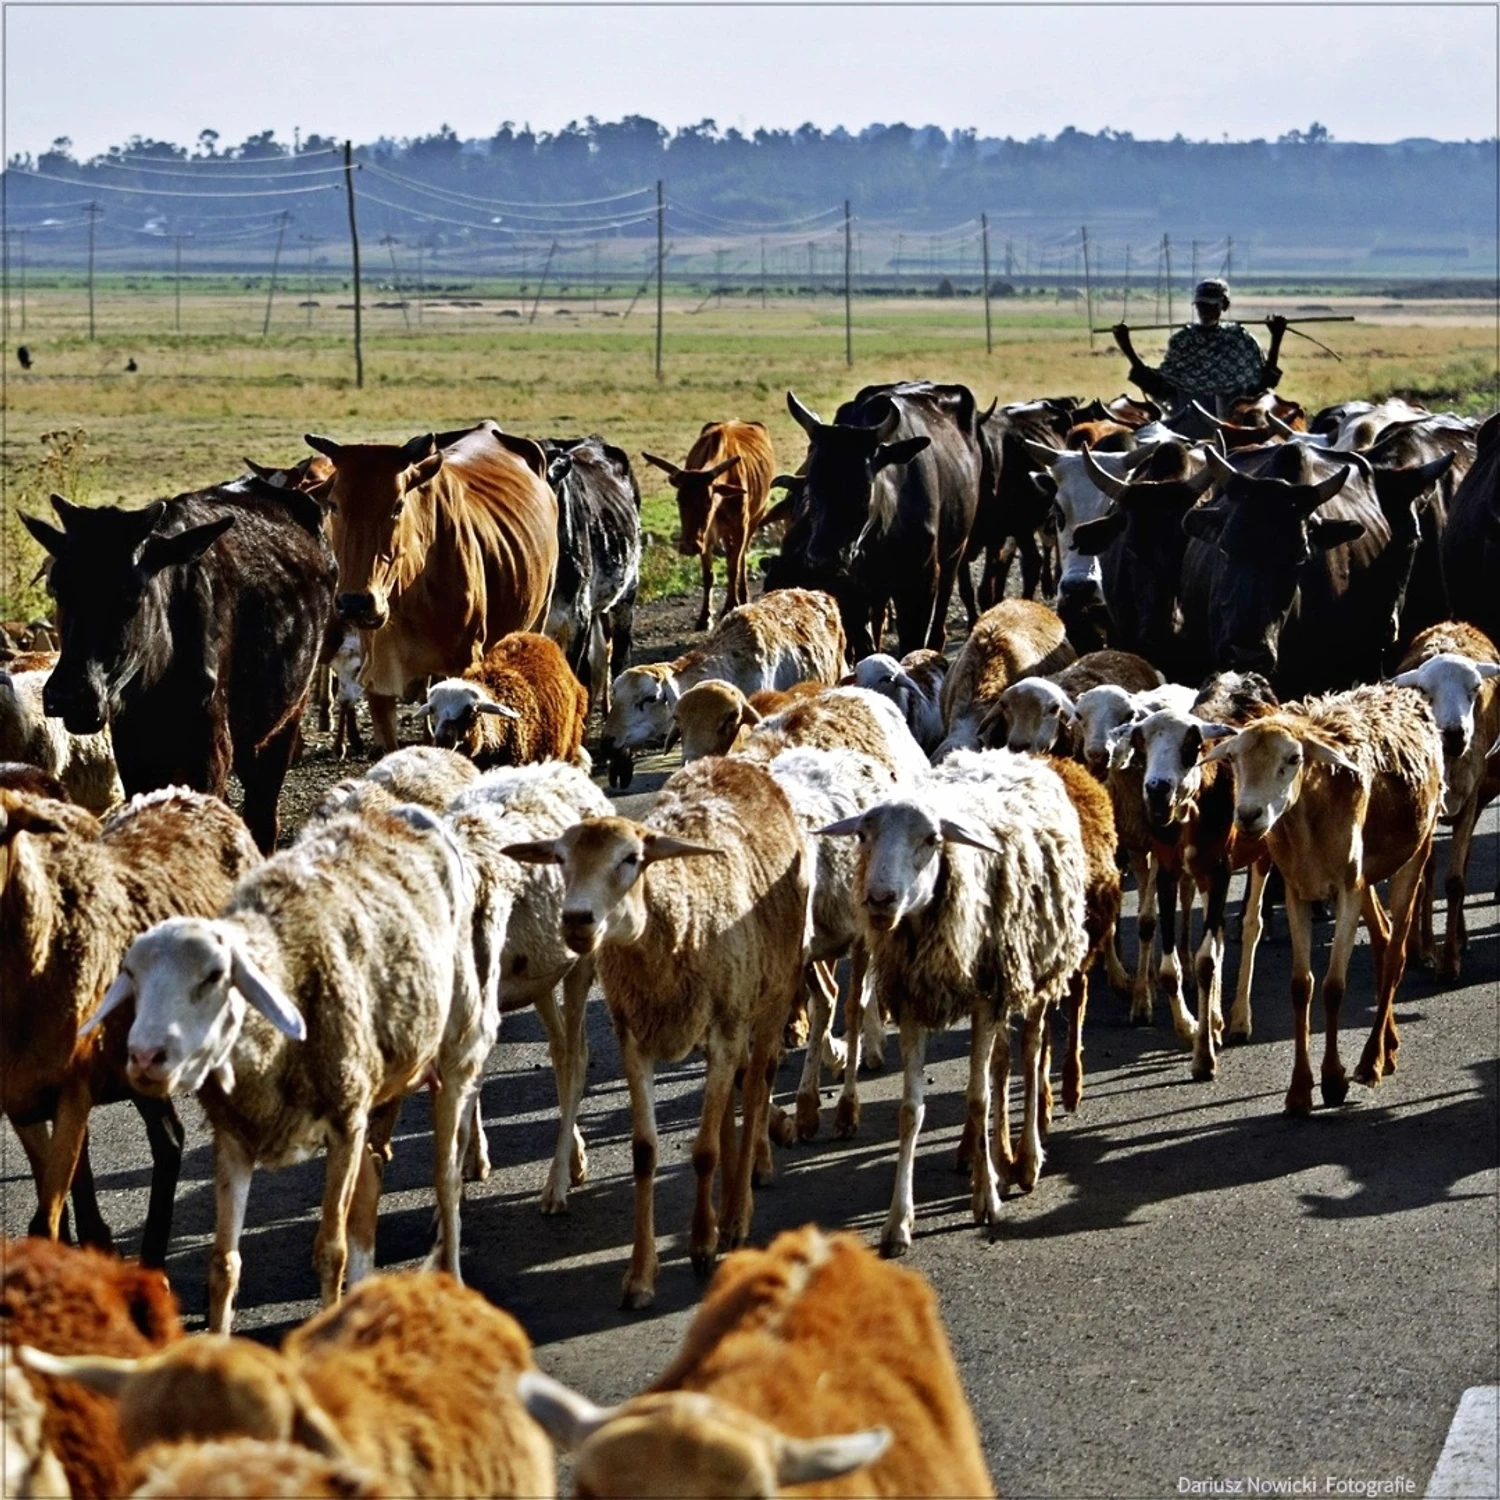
[1069,440,1215,678]
[1441,410,1500,646]
[20,486,336,851]
[772,381,982,658]
[1178,441,1449,694]
[541,435,641,716]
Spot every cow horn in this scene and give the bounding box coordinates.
[977,397,999,426]
[1191,400,1230,430]
[1266,411,1299,439]
[400,432,438,463]
[786,392,824,434]
[1204,447,1240,486]
[1301,464,1352,511]
[305,434,343,460]
[769,473,803,491]
[1081,447,1129,501]
[873,405,901,442]
[705,455,743,482]
[1022,439,1061,469]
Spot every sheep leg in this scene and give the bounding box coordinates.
[729,1035,777,1250]
[834,954,869,1139]
[1414,847,1436,970]
[136,1095,185,1269]
[1192,865,1232,1082]
[857,947,885,1072]
[1284,894,1317,1116]
[689,1044,738,1275]
[33,1078,92,1246]
[1062,965,1088,1114]
[1102,915,1133,996]
[459,1091,491,1184]
[619,1031,660,1310]
[347,1098,400,1285]
[1314,882,1363,1108]
[1130,849,1159,1024]
[1440,797,1480,982]
[208,1134,254,1334]
[1227,861,1268,1043]
[537,973,590,1213]
[796,960,838,1141]
[1038,1010,1055,1138]
[368,692,400,755]
[1157,866,1198,1043]
[696,550,715,632]
[15,1122,69,1244]
[880,1021,928,1258]
[967,1006,1002,1225]
[1358,846,1426,1085]
[67,1133,111,1251]
[425,1080,467,1280]
[312,1124,365,1309]
[1015,1003,1048,1193]
[562,961,593,1187]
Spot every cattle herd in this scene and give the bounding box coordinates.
[1,379,1498,1498]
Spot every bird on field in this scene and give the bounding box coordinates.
[16,345,32,370]
[125,357,138,372]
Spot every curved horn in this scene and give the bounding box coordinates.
[874,404,901,442]
[304,434,342,460]
[977,397,999,426]
[1204,447,1240,487]
[1266,411,1299,439]
[1023,439,1061,469]
[1191,400,1230,431]
[1081,446,1129,501]
[786,391,824,434]
[1303,463,1352,510]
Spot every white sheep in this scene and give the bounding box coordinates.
[820,749,1087,1255]
[848,649,948,754]
[742,686,930,783]
[88,801,488,1331]
[0,664,123,813]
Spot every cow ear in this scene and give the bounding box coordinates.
[870,436,930,476]
[140,516,235,574]
[1307,517,1365,550]
[547,455,573,488]
[712,483,746,502]
[1072,508,1129,556]
[304,434,342,460]
[51,494,94,529]
[640,451,681,479]
[1182,505,1228,544]
[405,452,444,489]
[18,511,67,556]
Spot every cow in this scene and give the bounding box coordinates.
[307,422,559,753]
[774,382,982,659]
[969,401,1068,608]
[1442,410,1500,648]
[542,435,642,716]
[641,421,775,631]
[19,487,336,852]
[1178,441,1451,694]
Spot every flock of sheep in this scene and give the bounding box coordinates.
[1,386,1496,1497]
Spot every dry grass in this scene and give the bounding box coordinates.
[3,285,1494,614]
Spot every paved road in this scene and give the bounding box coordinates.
[5,767,1495,1499]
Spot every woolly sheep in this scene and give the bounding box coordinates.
[741,686,930,783]
[847,649,948,754]
[1,1346,70,1499]
[303,747,479,831]
[982,649,1163,756]
[0,664,123,813]
[126,1440,388,1499]
[90,801,487,1331]
[671,679,826,762]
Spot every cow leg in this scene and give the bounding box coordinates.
[1192,865,1232,1081]
[238,714,301,854]
[1317,882,1363,1107]
[1284,893,1316,1116]
[369,692,400,755]
[984,536,1019,608]
[696,549,716,632]
[956,550,979,630]
[1440,794,1481,982]
[928,549,961,651]
[1227,860,1269,1043]
[136,1095,185,1269]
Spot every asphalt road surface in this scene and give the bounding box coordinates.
[4,764,1496,1499]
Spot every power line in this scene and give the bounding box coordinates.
[360,162,653,211]
[667,200,844,232]
[6,167,342,199]
[113,147,341,167]
[96,159,343,181]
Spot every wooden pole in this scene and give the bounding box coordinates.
[655,178,664,382]
[1225,235,1233,280]
[416,241,424,325]
[1164,234,1174,326]
[1122,243,1132,325]
[302,234,315,327]
[844,199,853,367]
[381,235,411,331]
[981,212,993,354]
[760,235,766,310]
[263,210,289,336]
[1081,225,1095,349]
[18,228,26,335]
[174,234,183,332]
[86,202,99,340]
[343,141,363,388]
[528,239,558,323]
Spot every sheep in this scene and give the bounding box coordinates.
[304,747,479,830]
[1074,681,1197,780]
[847,648,948,753]
[444,760,614,1211]
[417,631,590,771]
[1,1346,70,1499]
[1,1237,182,1500]
[672,679,831,762]
[2,787,259,1267]
[0,663,123,813]
[1201,684,1443,1113]
[741,686,931,783]
[126,1440,388,1499]
[21,1272,555,1500]
[88,800,487,1331]
[328,628,365,761]
[819,749,1087,1254]
[980,650,1163,757]
[601,588,846,782]
[756,747,901,1141]
[934,599,1075,758]
[1392,620,1500,981]
[503,756,811,1308]
[0,761,69,800]
[521,1225,994,1498]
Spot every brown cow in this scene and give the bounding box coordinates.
[307,423,558,752]
[642,420,775,631]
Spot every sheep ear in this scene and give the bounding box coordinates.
[775,1427,892,1487]
[1475,662,1500,680]
[641,833,723,864]
[1390,669,1424,689]
[229,942,307,1042]
[1198,722,1237,743]
[815,815,865,838]
[516,1371,616,1450]
[15,1346,137,1397]
[939,818,1004,856]
[475,701,521,719]
[501,839,565,866]
[1201,729,1246,765]
[739,701,763,728]
[1303,738,1360,776]
[291,1395,352,1459]
[1106,722,1138,770]
[663,721,681,752]
[80,971,134,1038]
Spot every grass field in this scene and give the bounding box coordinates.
[3,284,1496,618]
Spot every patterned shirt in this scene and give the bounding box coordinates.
[1155,321,1270,401]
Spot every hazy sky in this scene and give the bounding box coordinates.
[5,3,1496,162]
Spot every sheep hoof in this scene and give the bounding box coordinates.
[879,1229,912,1260]
[1062,1084,1082,1115]
[860,1047,886,1074]
[1190,1054,1217,1084]
[1353,1062,1382,1088]
[690,1246,718,1279]
[540,1186,569,1215]
[783,1013,810,1050]
[620,1277,656,1311]
[1225,1023,1251,1045]
[795,1092,820,1141]
[833,1096,860,1138]
[1283,1089,1314,1117]
[767,1105,797,1149]
[570,1139,589,1186]
[1321,1073,1351,1106]
[1013,1159,1041,1193]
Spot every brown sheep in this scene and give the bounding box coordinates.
[671,679,829,762]
[23,1273,555,1500]
[1,1346,69,1499]
[521,1226,994,1498]
[1,788,260,1267]
[127,1439,388,1499]
[980,648,1163,755]
[739,687,930,782]
[420,632,589,771]
[2,1237,182,1500]
[937,599,1075,757]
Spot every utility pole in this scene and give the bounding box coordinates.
[843,199,853,367]
[17,228,26,334]
[85,202,100,340]
[416,241,424,325]
[301,234,316,327]
[174,233,186,332]
[760,235,767,310]
[343,141,363,387]
[528,239,558,323]
[1081,225,1095,349]
[654,178,664,382]
[381,234,411,331]
[715,246,725,309]
[1122,243,1132,325]
[592,240,599,313]
[1163,233,1174,326]
[895,232,904,287]
[981,212,993,355]
[262,210,290,336]
[807,240,815,297]
[1225,235,1233,280]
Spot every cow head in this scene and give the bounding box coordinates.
[19,496,234,734]
[1184,445,1359,678]
[307,432,444,631]
[641,451,743,557]
[784,391,929,571]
